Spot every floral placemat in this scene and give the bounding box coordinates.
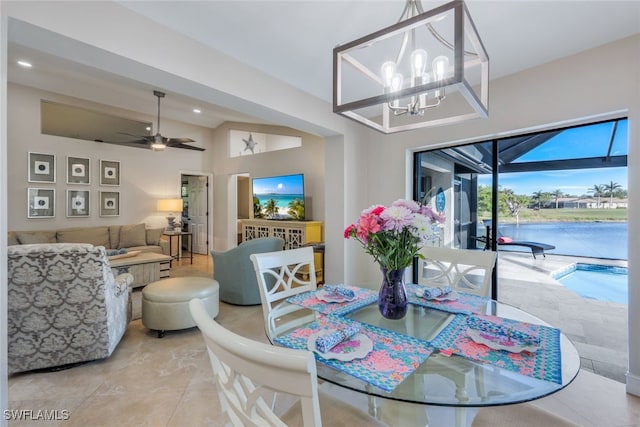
[274,314,433,393]
[286,285,378,316]
[430,313,562,384]
[406,283,489,315]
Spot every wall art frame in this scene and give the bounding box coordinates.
[27,188,55,218]
[99,191,120,217]
[28,152,56,183]
[100,159,120,186]
[66,156,91,185]
[66,190,90,217]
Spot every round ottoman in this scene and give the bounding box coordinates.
[142,277,219,338]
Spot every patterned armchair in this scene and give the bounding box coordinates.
[8,243,133,374]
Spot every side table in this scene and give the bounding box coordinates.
[163,231,193,265]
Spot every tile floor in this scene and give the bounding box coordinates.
[7,252,640,426]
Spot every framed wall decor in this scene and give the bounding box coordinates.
[100,160,120,186]
[99,191,120,217]
[66,156,90,185]
[66,190,90,217]
[28,152,56,183]
[27,188,55,218]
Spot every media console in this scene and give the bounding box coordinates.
[241,219,323,281]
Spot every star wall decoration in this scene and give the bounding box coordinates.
[243,133,258,154]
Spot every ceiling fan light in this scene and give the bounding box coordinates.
[151,133,166,150]
[151,141,166,151]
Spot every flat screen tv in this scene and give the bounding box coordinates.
[252,173,305,220]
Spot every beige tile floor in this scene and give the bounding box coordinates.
[7,252,640,426]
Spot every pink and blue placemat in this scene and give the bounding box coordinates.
[286,285,378,316]
[274,314,433,393]
[431,313,562,384]
[406,283,489,315]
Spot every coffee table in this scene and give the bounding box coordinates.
[109,252,172,288]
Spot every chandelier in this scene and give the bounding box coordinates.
[333,0,489,133]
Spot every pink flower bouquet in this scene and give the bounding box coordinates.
[344,199,444,270]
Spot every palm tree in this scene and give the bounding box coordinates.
[253,195,264,218]
[264,199,279,218]
[588,184,606,208]
[551,189,564,209]
[287,198,305,220]
[605,181,622,207]
[531,190,550,209]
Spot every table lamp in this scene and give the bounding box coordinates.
[157,198,183,231]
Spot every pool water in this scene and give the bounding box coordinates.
[555,263,627,304]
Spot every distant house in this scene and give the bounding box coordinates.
[555,197,627,209]
[603,198,629,209]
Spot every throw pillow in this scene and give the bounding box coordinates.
[109,225,122,250]
[16,231,57,244]
[118,223,147,248]
[146,228,164,245]
[57,227,110,247]
[8,232,20,246]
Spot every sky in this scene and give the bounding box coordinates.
[252,173,304,195]
[478,167,628,197]
[477,119,628,197]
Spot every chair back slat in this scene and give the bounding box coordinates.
[251,247,317,339]
[190,299,322,427]
[420,247,497,297]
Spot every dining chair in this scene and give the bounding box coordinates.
[419,246,498,298]
[189,298,386,427]
[250,246,318,340]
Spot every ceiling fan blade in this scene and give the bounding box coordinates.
[166,137,195,144]
[169,143,205,152]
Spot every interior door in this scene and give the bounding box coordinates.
[187,175,208,254]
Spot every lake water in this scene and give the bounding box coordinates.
[493,222,627,260]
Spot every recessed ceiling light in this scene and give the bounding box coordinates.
[193,108,201,114]
[17,60,32,68]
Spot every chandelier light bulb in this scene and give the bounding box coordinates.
[381,61,397,88]
[391,73,404,92]
[410,49,428,78]
[432,55,450,82]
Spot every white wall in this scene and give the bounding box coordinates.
[8,83,213,232]
[210,121,326,251]
[0,5,8,426]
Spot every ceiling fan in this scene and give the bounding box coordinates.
[116,90,205,152]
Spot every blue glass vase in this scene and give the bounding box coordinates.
[378,267,408,320]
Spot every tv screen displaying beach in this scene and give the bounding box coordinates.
[252,174,305,220]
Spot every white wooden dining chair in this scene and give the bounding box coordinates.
[250,246,318,340]
[189,298,386,427]
[419,247,498,298]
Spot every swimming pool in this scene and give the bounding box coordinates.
[555,263,627,304]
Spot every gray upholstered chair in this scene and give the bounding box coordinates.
[211,237,285,305]
[7,243,133,374]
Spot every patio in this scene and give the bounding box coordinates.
[497,251,628,383]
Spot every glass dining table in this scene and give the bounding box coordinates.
[270,285,581,427]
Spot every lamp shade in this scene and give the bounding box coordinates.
[157,198,183,213]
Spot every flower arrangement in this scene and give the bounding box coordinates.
[344,199,445,271]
